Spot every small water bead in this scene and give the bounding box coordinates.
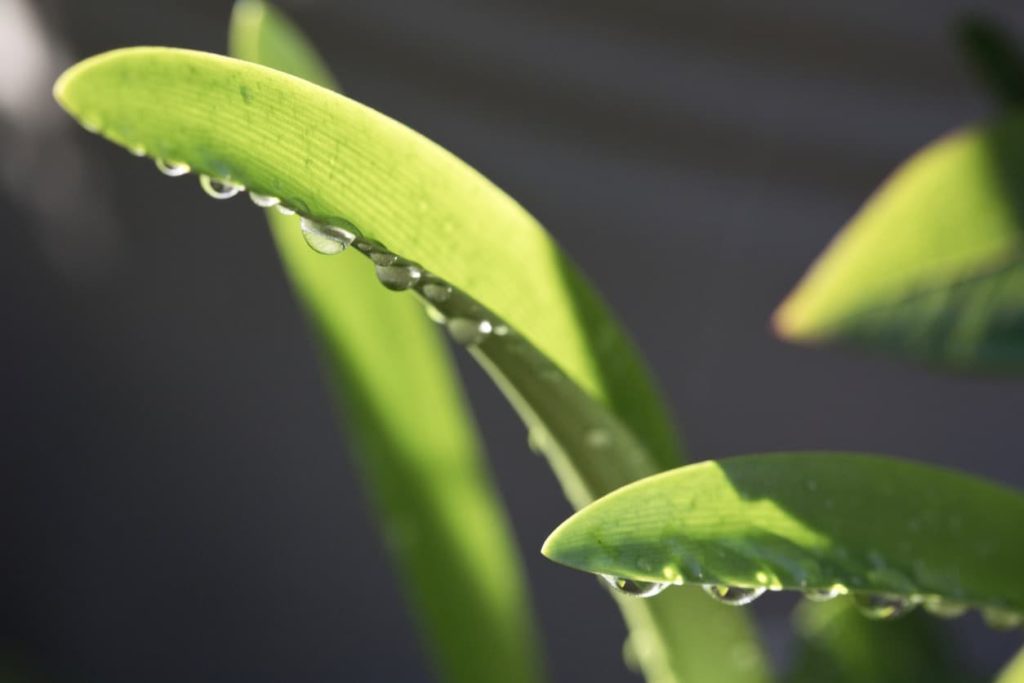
[82,115,102,133]
[376,262,423,291]
[421,282,453,304]
[128,143,146,157]
[154,159,190,177]
[249,191,280,208]
[369,250,399,267]
[300,217,356,255]
[276,204,296,216]
[921,597,968,619]
[852,593,916,620]
[702,585,766,606]
[981,607,1023,630]
[424,304,447,325]
[804,585,844,602]
[199,174,243,199]
[601,575,669,598]
[446,318,493,346]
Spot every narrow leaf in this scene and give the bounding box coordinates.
[997,647,1024,683]
[773,116,1024,372]
[543,453,1024,619]
[52,45,680,470]
[227,4,546,682]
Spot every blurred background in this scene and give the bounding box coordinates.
[2,0,1023,681]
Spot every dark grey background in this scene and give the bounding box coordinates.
[2,0,1023,681]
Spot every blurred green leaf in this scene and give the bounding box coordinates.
[53,35,769,683]
[958,16,1024,107]
[543,452,1024,618]
[786,598,970,683]
[226,3,545,682]
[773,116,1024,372]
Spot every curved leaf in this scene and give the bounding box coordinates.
[543,452,1024,618]
[52,45,680,470]
[773,116,1024,372]
[226,4,546,683]
[997,647,1024,683]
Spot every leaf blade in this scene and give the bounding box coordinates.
[543,452,1024,615]
[773,117,1024,372]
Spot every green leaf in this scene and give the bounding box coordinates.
[225,4,546,683]
[785,598,970,683]
[543,452,1024,619]
[53,40,769,683]
[958,16,1024,107]
[773,116,1024,372]
[52,44,680,472]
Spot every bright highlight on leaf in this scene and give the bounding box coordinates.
[773,116,1024,372]
[542,452,1024,623]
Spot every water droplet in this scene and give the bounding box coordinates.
[154,159,190,177]
[369,250,399,266]
[853,593,916,620]
[249,191,280,208]
[376,262,423,291]
[922,596,968,619]
[805,585,844,602]
[276,204,296,216]
[446,318,492,346]
[424,304,447,325]
[702,585,765,606]
[493,324,510,336]
[981,606,1023,630]
[128,143,146,157]
[199,174,243,199]
[601,575,669,598]
[82,115,101,133]
[300,217,356,254]
[421,282,453,304]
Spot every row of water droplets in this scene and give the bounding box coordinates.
[598,572,1021,627]
[151,156,504,347]
[149,154,1022,631]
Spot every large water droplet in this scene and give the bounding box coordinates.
[853,593,916,620]
[300,217,356,255]
[199,174,243,199]
[249,191,280,208]
[805,585,844,602]
[421,282,453,304]
[376,262,423,291]
[921,596,968,619]
[981,607,1023,630]
[155,159,190,177]
[601,575,669,599]
[702,584,766,606]
[446,318,493,346]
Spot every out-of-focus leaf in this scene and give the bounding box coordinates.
[958,16,1024,107]
[226,3,546,682]
[773,116,1024,372]
[543,453,1024,617]
[786,598,969,683]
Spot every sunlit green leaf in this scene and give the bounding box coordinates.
[773,117,1024,372]
[543,452,1024,619]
